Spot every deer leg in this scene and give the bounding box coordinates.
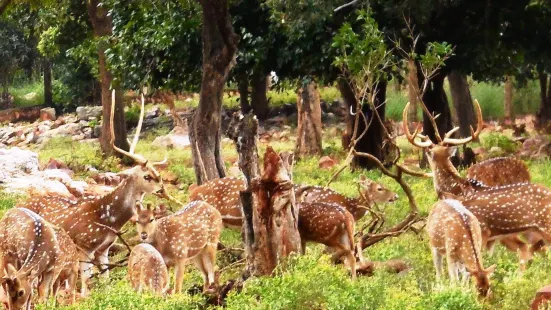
[38,271,55,302]
[201,248,217,291]
[500,236,531,271]
[192,257,207,291]
[98,245,111,279]
[346,250,356,281]
[79,260,94,296]
[174,262,187,294]
[431,247,443,281]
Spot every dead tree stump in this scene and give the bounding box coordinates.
[295,80,323,157]
[227,113,302,277]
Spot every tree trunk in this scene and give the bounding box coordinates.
[43,58,52,107]
[338,78,387,169]
[448,70,476,138]
[250,74,269,120]
[228,114,301,277]
[190,0,238,185]
[87,0,129,155]
[238,74,250,114]
[407,59,419,128]
[420,70,453,143]
[338,78,356,150]
[295,80,322,157]
[504,75,514,121]
[537,71,551,131]
[353,80,387,169]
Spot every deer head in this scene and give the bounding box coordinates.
[358,175,399,204]
[403,100,483,196]
[1,264,36,310]
[133,202,159,242]
[468,265,495,297]
[110,91,167,199]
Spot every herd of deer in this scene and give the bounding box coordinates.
[0,94,547,309]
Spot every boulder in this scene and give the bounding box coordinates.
[152,126,190,149]
[318,156,338,170]
[43,123,82,138]
[76,106,102,121]
[40,107,56,121]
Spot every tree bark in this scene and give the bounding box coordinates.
[250,74,269,120]
[338,78,387,169]
[504,75,514,121]
[421,70,453,143]
[228,114,301,277]
[43,58,52,107]
[338,78,356,150]
[354,80,387,169]
[448,70,476,138]
[406,59,419,129]
[238,74,250,114]
[537,71,551,131]
[87,0,129,155]
[295,80,323,157]
[190,0,238,185]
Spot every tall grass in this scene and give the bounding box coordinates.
[10,80,44,108]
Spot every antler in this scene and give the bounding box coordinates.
[402,102,434,148]
[110,90,164,179]
[441,99,483,146]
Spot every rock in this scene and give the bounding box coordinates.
[76,106,102,121]
[52,117,66,129]
[43,123,82,138]
[79,120,89,127]
[93,125,102,138]
[22,132,37,145]
[72,134,85,141]
[146,106,160,119]
[37,123,51,134]
[64,114,79,124]
[319,156,338,169]
[40,107,56,121]
[520,135,551,159]
[152,126,190,149]
[82,127,93,139]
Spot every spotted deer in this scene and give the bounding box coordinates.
[0,208,61,309]
[403,100,542,269]
[298,202,357,279]
[466,157,530,186]
[18,91,167,296]
[188,175,399,227]
[134,200,223,293]
[127,243,169,295]
[428,199,495,297]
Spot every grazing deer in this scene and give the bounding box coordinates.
[127,243,169,295]
[295,175,399,221]
[298,202,357,279]
[0,208,61,309]
[189,175,399,227]
[134,200,223,293]
[403,101,542,269]
[428,199,495,297]
[18,92,167,296]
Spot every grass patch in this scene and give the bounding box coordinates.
[11,80,44,108]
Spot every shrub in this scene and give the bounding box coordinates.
[480,132,519,154]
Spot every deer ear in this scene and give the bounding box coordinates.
[447,146,458,157]
[485,264,496,277]
[5,265,17,278]
[146,203,153,211]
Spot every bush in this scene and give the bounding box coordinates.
[481,132,519,154]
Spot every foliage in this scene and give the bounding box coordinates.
[106,0,202,92]
[480,132,520,154]
[0,21,32,92]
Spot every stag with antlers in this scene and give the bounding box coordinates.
[18,91,168,296]
[403,100,546,269]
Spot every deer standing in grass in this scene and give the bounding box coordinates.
[134,200,223,293]
[127,243,169,295]
[18,92,167,296]
[0,208,61,309]
[403,100,545,269]
[189,175,398,278]
[428,199,495,297]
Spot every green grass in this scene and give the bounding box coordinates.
[10,80,44,108]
